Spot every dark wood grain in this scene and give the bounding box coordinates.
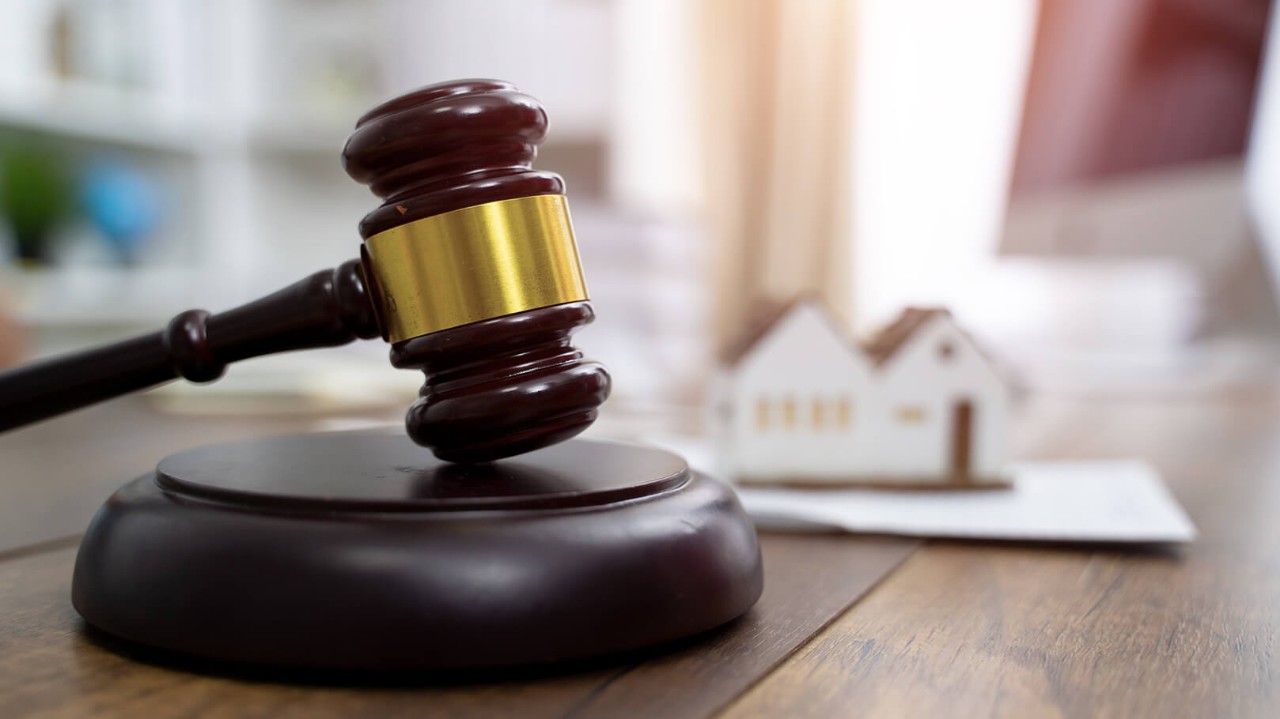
[344,79,610,462]
[557,534,918,719]
[343,79,563,237]
[72,435,764,671]
[0,396,379,553]
[387,302,610,463]
[723,392,1280,718]
[0,532,916,718]
[14,383,1280,715]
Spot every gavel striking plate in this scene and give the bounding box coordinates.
[0,80,762,671]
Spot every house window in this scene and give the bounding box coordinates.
[782,397,797,429]
[811,397,825,428]
[836,397,852,428]
[896,406,926,423]
[755,398,770,431]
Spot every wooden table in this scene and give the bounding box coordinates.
[2,390,1278,717]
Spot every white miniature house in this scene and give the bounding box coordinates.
[718,299,1009,486]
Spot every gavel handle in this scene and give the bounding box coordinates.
[0,259,380,432]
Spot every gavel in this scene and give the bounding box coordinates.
[0,79,611,463]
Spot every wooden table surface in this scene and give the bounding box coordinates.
[2,390,1279,718]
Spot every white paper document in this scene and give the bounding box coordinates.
[735,460,1197,544]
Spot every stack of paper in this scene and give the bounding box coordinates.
[736,460,1197,544]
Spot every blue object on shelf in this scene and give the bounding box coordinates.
[81,159,161,264]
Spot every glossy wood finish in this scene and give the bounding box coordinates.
[154,433,689,510]
[71,433,762,671]
[344,79,610,462]
[343,79,565,238]
[0,260,378,432]
[389,302,608,462]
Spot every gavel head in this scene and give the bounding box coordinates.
[342,79,611,463]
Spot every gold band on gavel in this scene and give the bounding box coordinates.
[361,195,589,343]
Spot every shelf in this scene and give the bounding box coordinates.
[0,79,200,154]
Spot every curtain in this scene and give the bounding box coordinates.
[699,0,857,358]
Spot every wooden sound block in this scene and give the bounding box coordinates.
[70,432,763,672]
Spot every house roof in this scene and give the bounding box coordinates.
[863,307,951,367]
[721,294,859,365]
[725,301,964,369]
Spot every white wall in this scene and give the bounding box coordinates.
[850,0,1039,332]
[380,0,612,140]
[608,0,701,215]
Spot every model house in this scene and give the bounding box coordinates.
[718,299,1008,486]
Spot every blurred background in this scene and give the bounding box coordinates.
[0,0,1278,432]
